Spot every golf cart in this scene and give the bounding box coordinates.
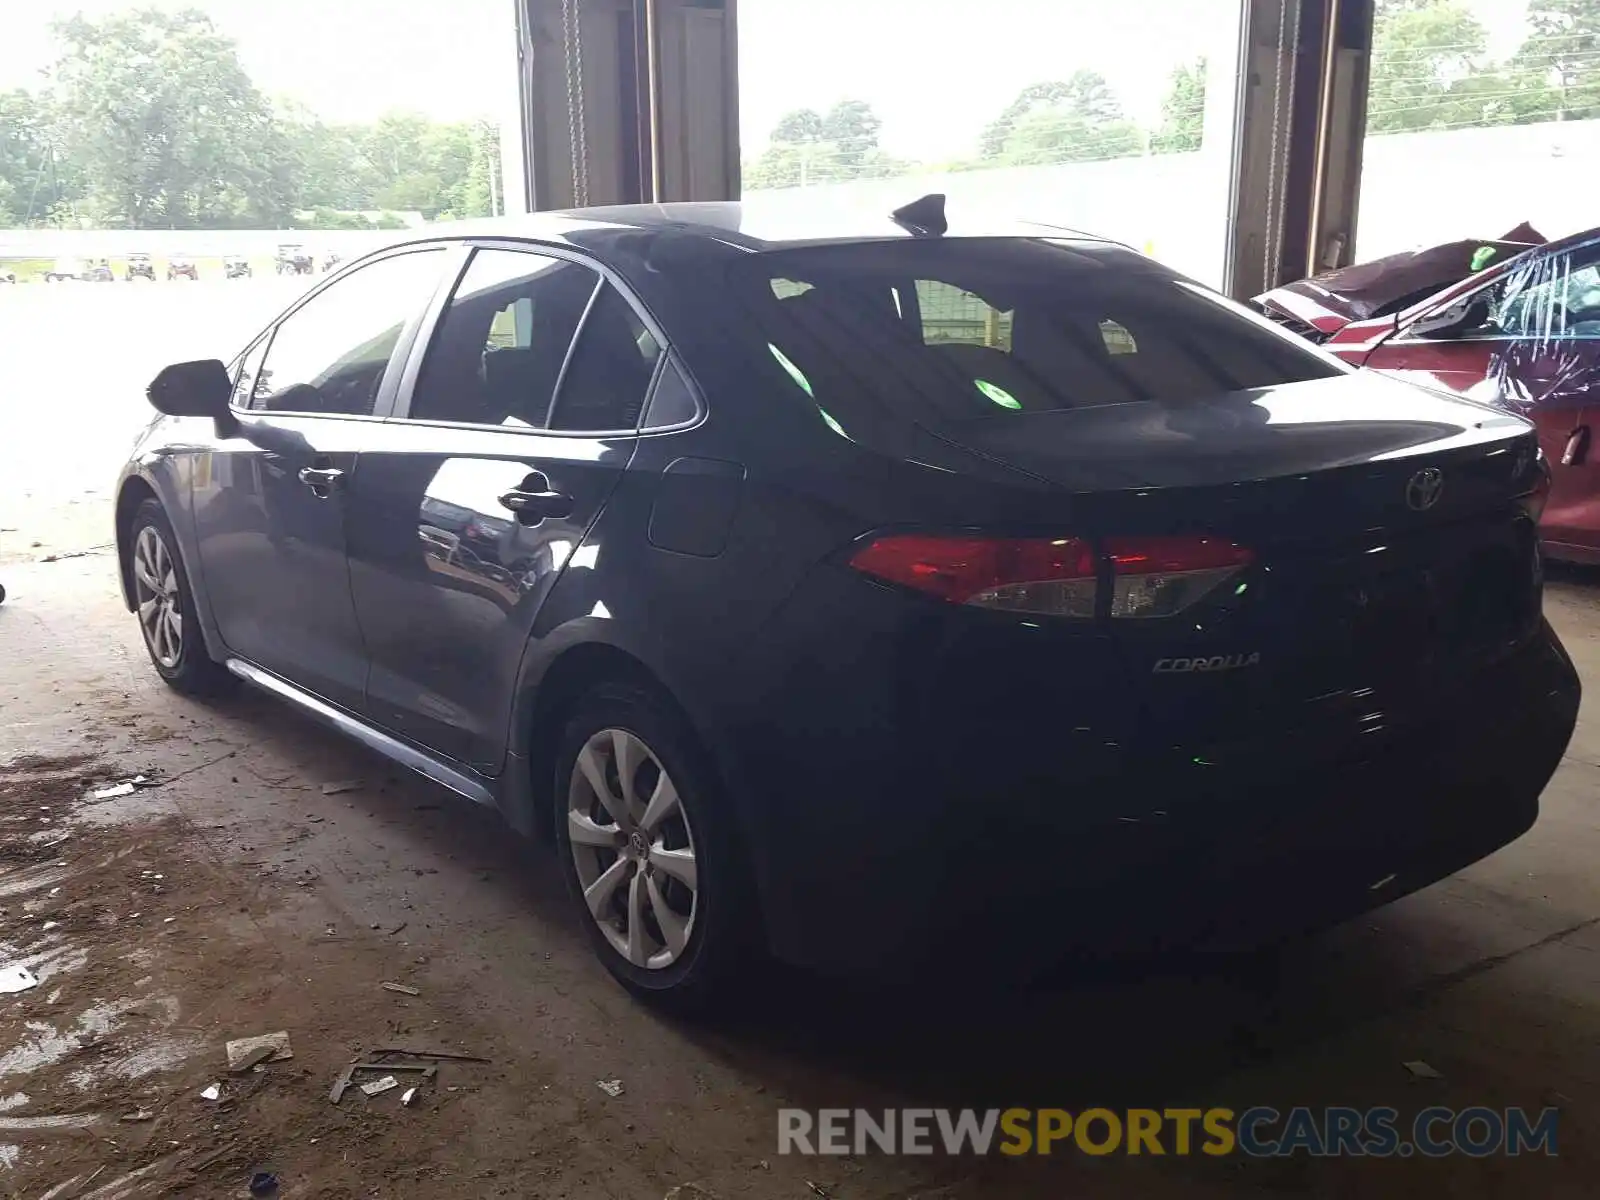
[126,252,156,281]
[276,244,314,275]
[167,256,199,281]
[224,255,253,279]
[45,259,86,282]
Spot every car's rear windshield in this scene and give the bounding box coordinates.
[725,238,1346,427]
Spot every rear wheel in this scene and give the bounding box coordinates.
[127,500,233,696]
[553,684,756,1014]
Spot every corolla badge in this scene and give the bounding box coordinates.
[1153,653,1261,674]
[1405,467,1445,512]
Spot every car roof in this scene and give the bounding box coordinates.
[392,200,1119,255]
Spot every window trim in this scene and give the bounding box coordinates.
[387,238,706,438]
[228,244,456,421]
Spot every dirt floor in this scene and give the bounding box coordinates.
[4,501,1600,1198]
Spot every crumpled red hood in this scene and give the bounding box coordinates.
[1254,223,1547,333]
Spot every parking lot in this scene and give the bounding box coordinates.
[4,285,1600,1197]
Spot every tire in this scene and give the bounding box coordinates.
[127,500,234,696]
[553,683,757,1014]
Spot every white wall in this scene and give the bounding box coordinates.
[4,117,1593,277]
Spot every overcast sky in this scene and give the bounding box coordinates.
[0,0,1540,162]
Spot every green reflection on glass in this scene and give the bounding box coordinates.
[974,378,1022,410]
[768,343,813,398]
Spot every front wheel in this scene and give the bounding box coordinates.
[553,684,757,1014]
[127,500,233,696]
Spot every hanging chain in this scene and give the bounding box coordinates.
[1282,0,1301,278]
[1262,0,1289,292]
[560,0,590,207]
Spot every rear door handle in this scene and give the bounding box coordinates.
[298,465,345,495]
[1562,425,1590,467]
[498,488,574,523]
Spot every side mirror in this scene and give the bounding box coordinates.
[147,359,238,436]
[1410,295,1491,340]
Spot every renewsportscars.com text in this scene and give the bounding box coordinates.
[778,1106,1559,1158]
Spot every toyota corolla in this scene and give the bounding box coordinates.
[114,198,1580,1010]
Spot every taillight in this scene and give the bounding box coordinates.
[848,535,1099,618]
[848,534,1252,619]
[1105,536,1254,619]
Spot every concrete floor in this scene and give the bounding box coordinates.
[1,539,1599,1196]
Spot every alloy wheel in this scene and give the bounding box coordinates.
[133,525,183,669]
[567,728,699,970]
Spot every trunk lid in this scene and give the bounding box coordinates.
[926,373,1546,751]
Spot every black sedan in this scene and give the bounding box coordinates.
[115,198,1579,1009]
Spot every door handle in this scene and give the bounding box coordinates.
[1562,425,1590,467]
[298,465,345,494]
[498,488,573,522]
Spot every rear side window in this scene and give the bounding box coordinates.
[730,239,1344,428]
[409,247,598,428]
[250,249,444,415]
[548,284,663,431]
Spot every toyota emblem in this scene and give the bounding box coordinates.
[1406,467,1444,511]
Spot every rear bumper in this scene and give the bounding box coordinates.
[727,605,1579,977]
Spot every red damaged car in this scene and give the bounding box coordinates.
[1256,224,1600,564]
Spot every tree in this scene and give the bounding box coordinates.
[0,90,73,224]
[1150,59,1207,154]
[744,100,903,188]
[1367,0,1505,132]
[1511,0,1600,121]
[817,99,882,172]
[980,73,1144,166]
[770,109,825,144]
[48,9,293,227]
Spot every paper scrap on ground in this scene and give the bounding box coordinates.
[596,1079,625,1098]
[360,1075,399,1097]
[0,965,40,994]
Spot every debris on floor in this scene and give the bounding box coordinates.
[381,981,421,996]
[92,781,136,800]
[329,1061,438,1104]
[249,1170,280,1195]
[368,1047,489,1063]
[597,1078,625,1098]
[320,780,363,795]
[200,1083,222,1101]
[120,1110,154,1123]
[0,964,40,993]
[1403,1059,1444,1080]
[225,1031,294,1072]
[402,1087,419,1107]
[359,1075,400,1098]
